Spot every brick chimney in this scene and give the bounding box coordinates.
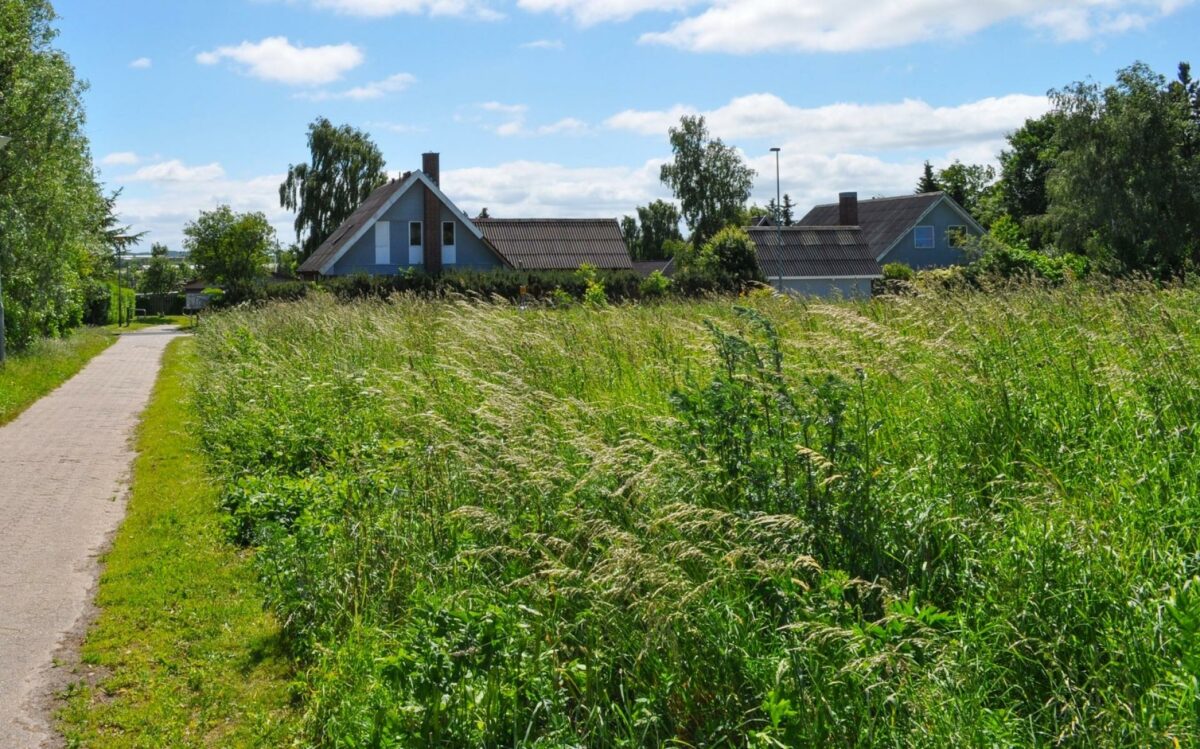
[839,192,859,226]
[422,152,442,273]
[422,152,440,187]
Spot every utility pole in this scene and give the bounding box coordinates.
[770,147,782,291]
[0,135,11,365]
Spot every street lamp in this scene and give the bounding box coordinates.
[0,135,10,365]
[769,147,782,291]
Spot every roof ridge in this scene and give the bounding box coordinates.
[811,191,943,209]
[474,217,618,223]
[749,225,861,231]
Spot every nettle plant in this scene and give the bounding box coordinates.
[670,307,883,578]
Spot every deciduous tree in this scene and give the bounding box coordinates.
[1048,61,1200,275]
[279,118,388,262]
[184,206,276,295]
[0,0,106,348]
[660,116,756,248]
[138,243,181,315]
[635,200,683,260]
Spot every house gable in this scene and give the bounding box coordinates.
[877,196,985,268]
[300,169,505,277]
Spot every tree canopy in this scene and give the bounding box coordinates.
[660,116,756,248]
[915,161,940,194]
[279,118,388,262]
[1047,62,1200,275]
[183,206,277,295]
[0,0,107,349]
[636,200,684,261]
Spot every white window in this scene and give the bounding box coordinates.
[408,221,423,265]
[914,225,935,250]
[442,221,457,265]
[374,221,390,265]
[947,225,967,248]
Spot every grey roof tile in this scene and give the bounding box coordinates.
[797,192,944,259]
[475,218,633,271]
[748,226,881,279]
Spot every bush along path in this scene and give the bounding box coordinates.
[0,326,181,747]
[58,338,299,748]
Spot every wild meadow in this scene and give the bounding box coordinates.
[193,285,1200,747]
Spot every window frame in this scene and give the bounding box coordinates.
[946,224,967,248]
[913,225,936,250]
[442,221,456,247]
[409,221,423,247]
[374,221,391,265]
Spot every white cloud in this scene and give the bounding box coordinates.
[520,38,565,49]
[641,0,1192,52]
[606,93,1051,152]
[443,159,669,217]
[196,37,364,86]
[367,121,426,134]
[127,160,226,183]
[473,102,590,137]
[480,101,529,115]
[129,57,152,69]
[514,0,1190,51]
[537,117,590,135]
[101,151,141,167]
[297,72,417,101]
[304,0,502,19]
[115,176,292,252]
[517,0,697,25]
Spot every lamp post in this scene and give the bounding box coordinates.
[0,135,10,365]
[769,146,782,291]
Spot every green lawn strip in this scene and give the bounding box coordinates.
[0,327,115,425]
[58,337,299,748]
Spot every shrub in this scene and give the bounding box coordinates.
[639,269,672,299]
[883,262,915,281]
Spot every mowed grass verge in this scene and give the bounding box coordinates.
[58,337,299,748]
[0,327,114,425]
[0,318,192,427]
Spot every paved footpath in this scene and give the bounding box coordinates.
[0,326,183,747]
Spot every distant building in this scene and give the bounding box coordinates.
[297,153,632,279]
[797,191,984,270]
[747,223,880,299]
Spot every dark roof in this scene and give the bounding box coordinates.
[797,192,944,259]
[747,226,881,279]
[632,258,676,278]
[297,179,406,275]
[475,218,633,271]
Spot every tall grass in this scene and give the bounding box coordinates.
[194,284,1200,746]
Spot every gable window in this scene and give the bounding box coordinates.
[374,221,390,265]
[409,221,423,265]
[442,221,457,265]
[947,225,967,248]
[914,225,935,250]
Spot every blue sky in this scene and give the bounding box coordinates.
[54,0,1199,250]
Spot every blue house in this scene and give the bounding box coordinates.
[797,191,984,270]
[298,153,632,278]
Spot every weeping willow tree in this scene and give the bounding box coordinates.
[0,0,107,349]
[279,118,388,263]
